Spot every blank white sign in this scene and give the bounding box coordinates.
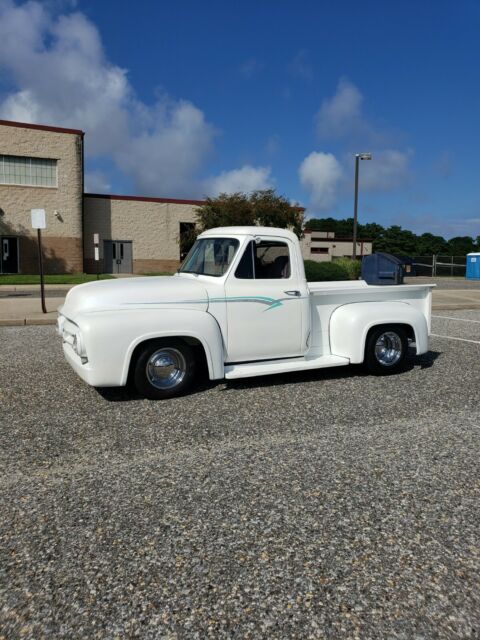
[31,209,46,229]
[94,247,100,261]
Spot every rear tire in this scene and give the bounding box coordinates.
[364,325,408,375]
[133,338,195,399]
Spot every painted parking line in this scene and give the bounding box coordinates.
[432,314,480,324]
[430,333,480,345]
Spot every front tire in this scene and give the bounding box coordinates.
[364,326,408,375]
[133,339,195,399]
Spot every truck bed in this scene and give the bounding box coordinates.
[307,280,435,355]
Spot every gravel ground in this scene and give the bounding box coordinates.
[1,320,479,639]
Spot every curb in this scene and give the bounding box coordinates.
[0,318,57,326]
[432,303,480,310]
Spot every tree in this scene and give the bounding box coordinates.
[195,190,304,238]
[447,236,476,256]
[416,233,448,256]
[306,217,356,237]
[372,226,417,255]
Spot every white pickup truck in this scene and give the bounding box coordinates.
[58,226,434,399]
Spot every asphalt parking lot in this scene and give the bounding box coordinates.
[1,315,479,639]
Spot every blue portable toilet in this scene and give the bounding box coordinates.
[466,253,480,280]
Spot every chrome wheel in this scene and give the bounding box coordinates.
[146,348,187,390]
[374,331,403,366]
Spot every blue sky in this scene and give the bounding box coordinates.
[1,0,479,238]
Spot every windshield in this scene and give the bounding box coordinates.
[179,237,240,277]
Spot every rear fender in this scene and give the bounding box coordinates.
[329,301,429,363]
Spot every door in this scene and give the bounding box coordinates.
[1,236,19,274]
[224,237,308,362]
[103,240,133,274]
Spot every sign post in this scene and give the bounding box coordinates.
[31,209,47,314]
[93,233,100,280]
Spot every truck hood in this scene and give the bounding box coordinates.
[59,275,209,317]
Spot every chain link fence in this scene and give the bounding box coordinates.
[413,256,467,277]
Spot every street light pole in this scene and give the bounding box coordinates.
[352,152,372,260]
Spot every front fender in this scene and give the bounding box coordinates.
[71,309,225,387]
[329,301,429,363]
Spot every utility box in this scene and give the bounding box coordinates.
[466,253,480,280]
[361,253,405,285]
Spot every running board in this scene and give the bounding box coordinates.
[224,354,350,380]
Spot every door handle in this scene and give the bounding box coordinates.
[284,290,301,296]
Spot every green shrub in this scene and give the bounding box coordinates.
[333,257,362,280]
[303,258,361,282]
[304,260,349,281]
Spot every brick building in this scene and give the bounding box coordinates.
[302,229,372,262]
[0,119,201,275]
[0,119,84,274]
[0,118,371,275]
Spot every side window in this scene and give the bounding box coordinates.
[235,241,254,279]
[235,240,291,279]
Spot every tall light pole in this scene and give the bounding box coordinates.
[352,152,372,260]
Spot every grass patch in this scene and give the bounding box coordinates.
[0,273,115,285]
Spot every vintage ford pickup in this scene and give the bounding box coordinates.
[58,227,434,399]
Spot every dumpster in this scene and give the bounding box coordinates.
[466,253,480,280]
[361,252,405,285]
[394,255,416,276]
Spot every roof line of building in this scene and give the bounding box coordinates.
[308,237,373,242]
[0,118,84,136]
[85,193,206,206]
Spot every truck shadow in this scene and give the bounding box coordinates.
[223,349,442,392]
[95,349,442,402]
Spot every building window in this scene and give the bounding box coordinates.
[0,155,57,187]
[311,247,329,254]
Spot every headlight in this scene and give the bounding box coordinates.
[56,315,65,336]
[72,332,86,358]
[63,325,88,362]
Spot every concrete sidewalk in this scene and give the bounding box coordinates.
[0,284,70,325]
[0,297,62,325]
[2,281,480,326]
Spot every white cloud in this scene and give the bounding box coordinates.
[298,152,343,210]
[299,148,412,210]
[0,0,217,196]
[116,101,215,195]
[316,78,392,147]
[84,170,111,193]
[316,78,364,139]
[205,165,273,196]
[358,149,412,191]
